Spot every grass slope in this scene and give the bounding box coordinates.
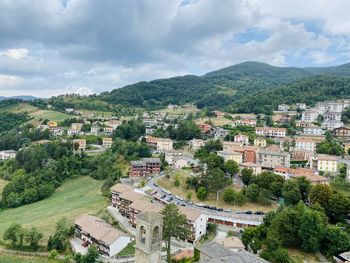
[2,103,73,125]
[0,177,107,241]
[0,179,8,197]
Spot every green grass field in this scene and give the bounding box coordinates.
[0,254,58,263]
[2,103,73,125]
[0,177,107,242]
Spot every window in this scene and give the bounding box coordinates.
[140,226,146,244]
[152,226,159,246]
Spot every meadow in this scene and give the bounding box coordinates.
[0,177,107,242]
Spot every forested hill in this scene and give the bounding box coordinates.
[235,75,350,114]
[97,61,350,110]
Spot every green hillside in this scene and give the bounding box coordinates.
[21,61,350,113]
[235,75,350,114]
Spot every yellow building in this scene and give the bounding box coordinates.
[217,151,242,164]
[48,121,58,128]
[254,137,266,147]
[317,154,338,174]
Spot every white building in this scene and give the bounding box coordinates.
[0,150,16,161]
[255,127,286,138]
[234,134,249,146]
[213,127,229,140]
[296,103,306,110]
[301,110,318,122]
[324,112,342,122]
[278,104,290,111]
[303,127,325,135]
[74,215,131,257]
[321,120,344,130]
[294,138,316,153]
[178,206,208,244]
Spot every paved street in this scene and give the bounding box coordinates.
[146,172,264,223]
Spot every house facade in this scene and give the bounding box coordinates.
[255,127,286,138]
[130,158,161,177]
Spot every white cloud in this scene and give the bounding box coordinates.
[1,48,29,60]
[0,0,347,97]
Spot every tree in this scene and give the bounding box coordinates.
[204,168,229,193]
[25,227,43,248]
[186,191,192,201]
[298,209,326,252]
[83,245,99,263]
[326,192,350,223]
[245,183,260,202]
[47,218,72,252]
[295,177,311,202]
[161,204,189,262]
[309,184,332,207]
[225,160,239,176]
[235,191,246,206]
[282,180,302,205]
[223,188,236,204]
[321,225,350,256]
[3,223,23,246]
[258,189,271,205]
[196,187,208,201]
[241,168,253,186]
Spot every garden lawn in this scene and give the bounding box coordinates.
[0,177,107,242]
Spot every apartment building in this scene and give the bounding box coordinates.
[301,110,318,122]
[217,151,243,164]
[102,138,113,148]
[295,121,315,128]
[110,183,134,208]
[303,127,325,135]
[254,137,266,147]
[334,127,350,137]
[321,120,344,130]
[257,148,290,169]
[294,138,316,153]
[129,158,161,177]
[0,150,16,161]
[74,215,131,257]
[255,127,286,138]
[324,112,342,122]
[222,143,258,163]
[314,154,338,174]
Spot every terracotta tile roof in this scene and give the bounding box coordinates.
[119,191,144,202]
[172,249,194,261]
[129,199,162,213]
[178,206,203,222]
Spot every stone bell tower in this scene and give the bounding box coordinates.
[135,212,163,263]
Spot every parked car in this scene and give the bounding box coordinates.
[254,211,264,215]
[153,183,158,187]
[224,208,232,213]
[244,210,253,215]
[217,207,224,212]
[235,210,243,214]
[209,206,216,210]
[180,203,186,207]
[196,203,205,207]
[151,190,157,195]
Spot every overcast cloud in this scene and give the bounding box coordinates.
[0,0,349,97]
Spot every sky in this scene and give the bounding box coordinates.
[1,0,350,97]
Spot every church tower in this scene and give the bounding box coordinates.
[135,212,163,263]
